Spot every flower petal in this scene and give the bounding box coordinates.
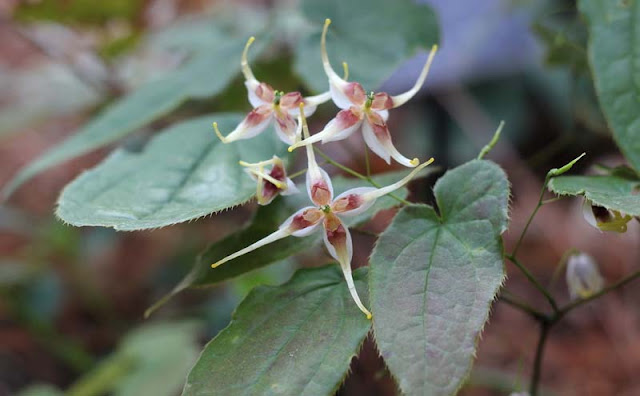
[214,105,273,143]
[331,187,377,216]
[371,92,394,111]
[247,81,275,107]
[307,166,334,207]
[281,206,324,237]
[359,158,434,203]
[279,92,304,109]
[211,227,291,268]
[322,214,372,318]
[288,107,363,150]
[273,109,299,145]
[391,44,438,108]
[362,112,418,167]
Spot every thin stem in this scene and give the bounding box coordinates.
[506,254,559,313]
[288,168,308,179]
[314,148,411,206]
[363,143,372,179]
[499,293,547,321]
[557,269,640,316]
[512,176,549,257]
[529,322,550,396]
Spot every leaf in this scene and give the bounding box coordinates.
[113,322,201,396]
[548,174,640,215]
[2,34,261,199]
[579,0,640,172]
[369,160,509,396]
[295,0,439,92]
[56,113,286,230]
[183,265,371,396]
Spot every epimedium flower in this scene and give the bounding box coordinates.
[211,104,435,318]
[566,252,604,300]
[240,156,298,206]
[213,36,332,145]
[288,18,438,168]
[582,199,633,233]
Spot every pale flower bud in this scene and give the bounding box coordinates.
[566,253,604,300]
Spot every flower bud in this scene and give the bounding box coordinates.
[566,253,604,300]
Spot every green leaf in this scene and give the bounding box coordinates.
[369,160,509,396]
[579,0,640,172]
[183,265,371,396]
[3,34,260,199]
[64,322,201,396]
[56,114,286,230]
[548,174,640,215]
[295,0,439,92]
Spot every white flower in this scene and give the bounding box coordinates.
[213,37,331,145]
[566,252,604,300]
[288,19,438,168]
[582,199,632,233]
[240,156,298,205]
[211,104,434,318]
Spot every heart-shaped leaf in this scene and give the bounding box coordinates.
[579,0,640,172]
[56,113,286,230]
[183,265,371,396]
[3,34,261,198]
[549,174,640,215]
[369,160,509,395]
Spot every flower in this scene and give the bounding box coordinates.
[288,19,438,168]
[566,252,604,300]
[211,104,434,318]
[213,36,332,145]
[582,199,633,233]
[240,156,299,205]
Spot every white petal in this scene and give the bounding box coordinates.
[331,187,377,216]
[376,109,389,121]
[391,44,438,108]
[246,81,266,107]
[281,178,300,196]
[216,112,273,143]
[211,227,290,268]
[361,118,391,164]
[306,166,334,206]
[280,206,324,237]
[330,82,354,109]
[322,119,362,143]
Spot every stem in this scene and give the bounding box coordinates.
[556,269,640,317]
[499,293,547,321]
[512,176,549,257]
[506,254,559,313]
[314,148,411,206]
[363,143,372,179]
[530,322,550,396]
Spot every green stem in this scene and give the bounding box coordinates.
[363,143,372,179]
[511,176,549,258]
[314,148,411,206]
[506,254,559,313]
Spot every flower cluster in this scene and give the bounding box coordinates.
[211,19,438,318]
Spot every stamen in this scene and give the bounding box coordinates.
[211,228,291,268]
[342,62,349,80]
[241,36,257,83]
[247,168,285,189]
[363,158,434,201]
[213,122,228,143]
[391,44,438,108]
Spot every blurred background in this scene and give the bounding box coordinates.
[1,0,639,395]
